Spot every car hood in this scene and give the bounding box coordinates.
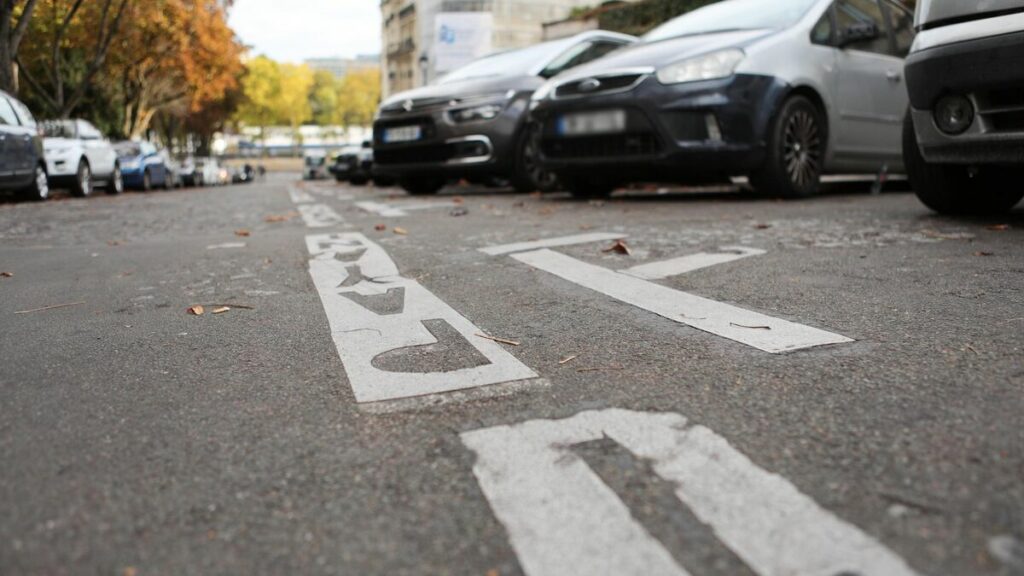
[381,75,542,110]
[43,137,78,150]
[549,29,774,82]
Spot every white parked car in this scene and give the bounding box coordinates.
[303,150,328,180]
[42,119,122,196]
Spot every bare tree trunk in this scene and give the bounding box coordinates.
[0,0,39,94]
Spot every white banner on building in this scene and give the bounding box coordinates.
[434,12,493,73]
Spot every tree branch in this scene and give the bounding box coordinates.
[10,0,40,52]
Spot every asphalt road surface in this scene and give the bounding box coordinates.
[1,175,1022,576]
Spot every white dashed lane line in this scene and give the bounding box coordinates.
[479,232,629,256]
[620,246,766,280]
[356,200,456,217]
[461,409,921,576]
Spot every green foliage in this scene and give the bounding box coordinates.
[598,0,720,36]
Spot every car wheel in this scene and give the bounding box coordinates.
[903,113,1023,214]
[142,169,152,191]
[163,172,174,190]
[21,165,50,202]
[106,164,124,195]
[512,124,559,193]
[72,159,93,197]
[560,173,616,200]
[399,175,445,196]
[750,95,826,198]
[350,175,369,186]
[373,175,397,187]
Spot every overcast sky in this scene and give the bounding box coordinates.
[229,0,382,63]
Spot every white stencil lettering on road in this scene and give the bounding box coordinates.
[298,204,345,228]
[306,233,537,402]
[512,249,850,353]
[356,200,456,218]
[620,246,766,280]
[461,409,921,576]
[289,187,315,204]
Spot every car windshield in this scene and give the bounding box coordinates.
[114,142,142,157]
[643,0,822,42]
[42,120,77,138]
[915,0,1023,28]
[437,38,578,83]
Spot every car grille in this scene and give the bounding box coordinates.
[379,96,454,116]
[541,132,661,159]
[554,73,646,99]
[977,84,1024,134]
[374,144,454,165]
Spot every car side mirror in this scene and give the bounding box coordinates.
[838,22,879,47]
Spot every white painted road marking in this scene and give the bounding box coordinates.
[356,200,454,217]
[621,246,766,280]
[511,249,851,353]
[479,232,628,256]
[298,204,345,228]
[206,242,246,250]
[289,187,315,204]
[306,233,537,402]
[462,409,920,576]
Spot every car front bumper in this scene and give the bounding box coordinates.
[530,73,787,181]
[905,29,1024,164]
[371,97,529,178]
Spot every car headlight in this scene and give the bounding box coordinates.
[449,102,505,123]
[46,146,72,157]
[656,49,744,85]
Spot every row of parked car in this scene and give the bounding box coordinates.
[0,98,255,201]
[372,0,1024,214]
[302,142,398,187]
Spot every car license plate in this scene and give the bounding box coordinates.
[383,125,422,143]
[557,110,627,136]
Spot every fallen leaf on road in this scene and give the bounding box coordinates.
[452,196,465,204]
[450,207,469,217]
[602,239,631,255]
[730,322,771,330]
[234,229,251,237]
[475,332,520,346]
[559,354,578,365]
[538,207,555,215]
[974,251,994,256]
[986,224,1009,231]
[263,212,297,223]
[107,240,122,246]
[123,567,137,576]
[753,223,772,230]
[579,224,593,230]
[965,344,979,355]
[0,271,12,278]
[212,306,231,314]
[921,229,973,240]
[513,201,525,208]
[187,305,205,316]
[393,227,408,235]
[374,223,386,231]
[529,191,542,198]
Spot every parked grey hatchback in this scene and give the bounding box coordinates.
[530,0,915,198]
[373,31,636,196]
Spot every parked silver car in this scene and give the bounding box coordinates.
[903,0,1024,214]
[530,0,914,198]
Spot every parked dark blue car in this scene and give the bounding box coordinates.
[114,140,170,190]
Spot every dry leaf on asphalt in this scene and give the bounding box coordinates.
[187,305,205,316]
[234,229,251,237]
[0,271,12,278]
[974,251,995,257]
[730,322,771,330]
[393,227,408,235]
[602,239,631,255]
[212,306,231,314]
[374,223,386,231]
[263,212,297,223]
[452,196,465,204]
[559,354,578,365]
[475,333,520,346]
[450,207,469,217]
[753,223,772,230]
[986,224,1009,231]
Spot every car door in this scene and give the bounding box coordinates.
[9,97,41,179]
[79,120,113,178]
[0,96,20,184]
[832,0,909,163]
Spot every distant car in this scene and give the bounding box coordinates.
[903,0,1024,214]
[194,157,222,187]
[114,140,170,191]
[0,90,48,201]
[329,145,361,182]
[304,151,328,180]
[373,30,636,195]
[530,0,914,199]
[162,152,183,188]
[217,165,231,186]
[178,157,202,187]
[231,164,256,184]
[42,119,122,196]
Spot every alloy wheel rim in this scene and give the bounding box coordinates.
[81,165,91,194]
[37,168,49,199]
[524,132,557,189]
[115,168,123,193]
[782,110,821,189]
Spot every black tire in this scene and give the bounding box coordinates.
[560,173,616,200]
[106,164,124,195]
[163,170,174,190]
[903,113,1024,215]
[511,124,559,193]
[71,159,93,197]
[373,175,397,187]
[750,95,826,198]
[349,175,369,186]
[20,165,50,202]
[142,169,152,191]
[399,174,445,196]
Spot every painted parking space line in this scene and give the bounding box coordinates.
[461,409,920,576]
[511,249,851,353]
[356,200,455,217]
[479,232,628,256]
[289,187,315,204]
[620,246,766,280]
[298,204,345,228]
[306,232,537,402]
